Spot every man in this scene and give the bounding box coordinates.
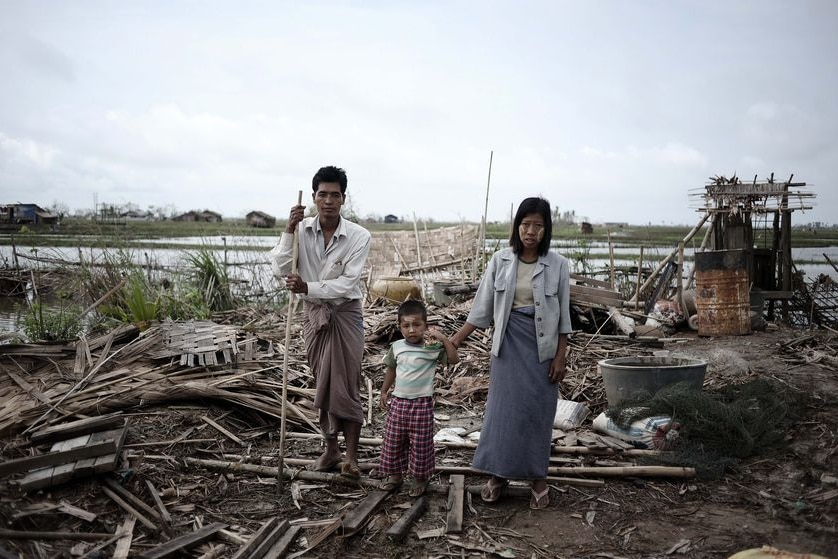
[271,166,371,479]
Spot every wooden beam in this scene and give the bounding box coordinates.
[30,414,125,444]
[262,525,300,559]
[102,478,162,524]
[570,283,622,301]
[445,475,465,534]
[100,486,158,531]
[342,490,391,536]
[0,529,114,541]
[137,522,227,559]
[245,519,290,559]
[112,516,136,559]
[230,517,280,559]
[145,480,172,525]
[386,496,427,543]
[201,415,244,445]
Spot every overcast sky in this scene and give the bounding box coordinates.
[0,1,835,226]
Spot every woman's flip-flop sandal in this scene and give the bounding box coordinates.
[480,477,508,503]
[530,486,550,510]
[379,475,403,491]
[409,479,429,497]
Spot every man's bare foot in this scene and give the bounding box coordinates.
[311,451,342,472]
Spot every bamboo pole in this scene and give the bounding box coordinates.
[634,246,644,311]
[686,215,714,290]
[676,241,685,314]
[277,190,303,492]
[608,230,616,289]
[633,212,710,302]
[475,150,493,277]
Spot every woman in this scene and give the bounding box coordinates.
[451,197,571,509]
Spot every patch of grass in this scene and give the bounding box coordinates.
[23,303,82,342]
[184,247,235,312]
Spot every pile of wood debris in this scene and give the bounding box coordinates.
[2,299,835,557]
[0,293,697,558]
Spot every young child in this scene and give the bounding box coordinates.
[378,299,459,496]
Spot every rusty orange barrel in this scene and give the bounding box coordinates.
[694,249,751,336]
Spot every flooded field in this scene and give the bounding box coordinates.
[2,238,836,335]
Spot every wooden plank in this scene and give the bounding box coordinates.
[30,414,124,444]
[0,428,124,477]
[229,517,281,559]
[570,283,622,301]
[201,416,244,445]
[386,496,427,542]
[246,520,290,559]
[263,525,301,559]
[571,292,628,308]
[17,466,54,491]
[445,475,465,534]
[570,273,612,288]
[92,454,119,474]
[102,478,162,523]
[137,522,227,559]
[57,500,97,522]
[100,485,158,531]
[341,490,391,536]
[6,370,52,406]
[145,480,172,524]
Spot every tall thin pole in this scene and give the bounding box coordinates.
[476,150,493,278]
[278,190,303,492]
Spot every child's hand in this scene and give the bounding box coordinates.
[427,327,448,342]
[379,394,389,410]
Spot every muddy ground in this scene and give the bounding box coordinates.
[1,323,836,559]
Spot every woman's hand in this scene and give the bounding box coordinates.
[549,356,567,384]
[379,393,389,410]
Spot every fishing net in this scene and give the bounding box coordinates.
[605,379,805,479]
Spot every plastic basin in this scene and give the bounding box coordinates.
[598,356,707,407]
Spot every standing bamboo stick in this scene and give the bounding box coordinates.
[676,241,685,315]
[608,230,616,289]
[635,246,644,311]
[475,150,493,278]
[278,190,302,492]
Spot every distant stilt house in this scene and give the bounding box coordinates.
[173,211,200,222]
[580,221,593,234]
[199,210,222,223]
[174,210,223,223]
[246,210,276,228]
[384,214,400,224]
[0,203,58,226]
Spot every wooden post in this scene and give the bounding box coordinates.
[634,246,644,311]
[608,230,616,289]
[278,190,303,492]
